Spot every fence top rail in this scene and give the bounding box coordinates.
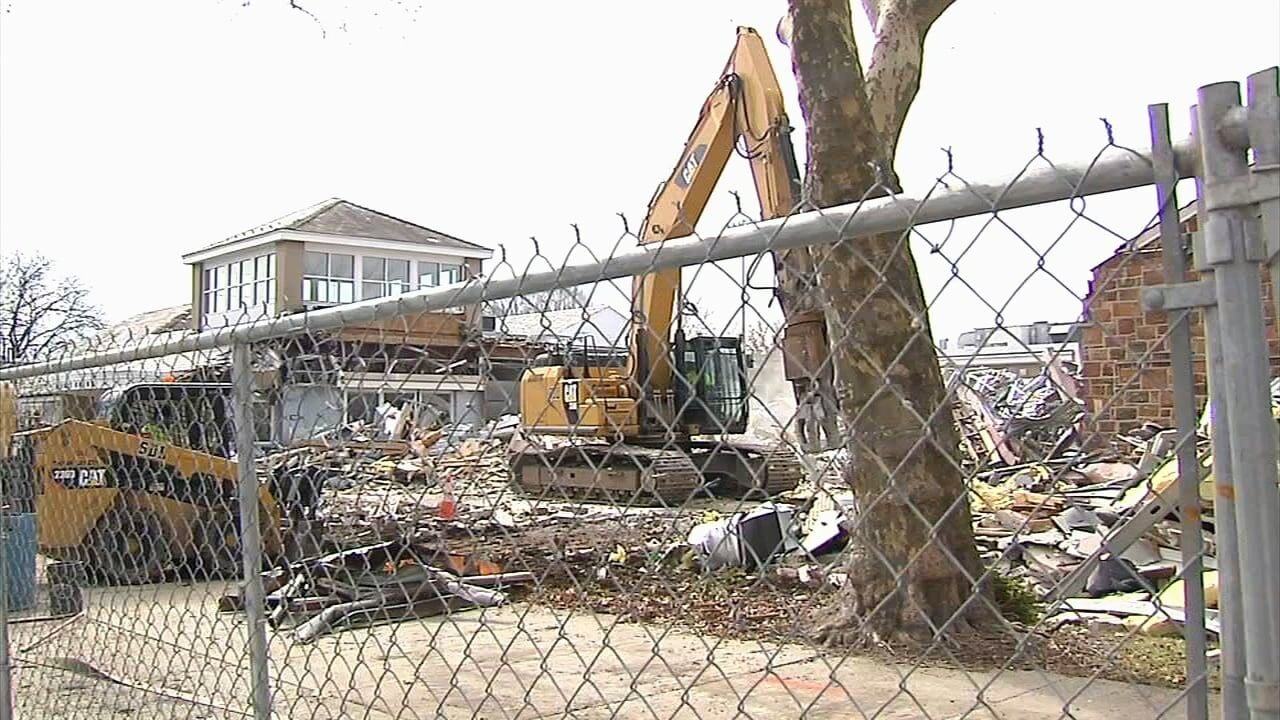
[0,134,1201,382]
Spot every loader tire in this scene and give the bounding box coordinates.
[89,508,173,585]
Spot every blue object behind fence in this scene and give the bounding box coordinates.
[3,512,37,611]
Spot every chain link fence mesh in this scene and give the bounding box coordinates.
[2,93,1276,719]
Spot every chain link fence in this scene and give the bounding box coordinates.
[1,68,1277,720]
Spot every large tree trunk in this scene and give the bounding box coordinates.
[783,0,991,647]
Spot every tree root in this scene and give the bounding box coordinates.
[810,549,999,656]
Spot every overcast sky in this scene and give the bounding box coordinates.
[2,0,1277,344]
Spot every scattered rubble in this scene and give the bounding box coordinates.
[219,541,533,644]
[953,369,1275,641]
[686,502,803,571]
[215,371,1267,656]
[954,364,1085,467]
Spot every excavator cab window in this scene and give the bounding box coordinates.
[676,336,749,435]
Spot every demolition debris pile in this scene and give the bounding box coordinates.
[952,364,1086,467]
[217,371,1261,651]
[948,366,1265,640]
[220,540,534,644]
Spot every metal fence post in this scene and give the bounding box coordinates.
[1203,296,1248,720]
[1196,81,1280,720]
[1189,108,1248,717]
[1149,100,1209,720]
[233,342,273,720]
[1244,69,1280,326]
[0,502,11,720]
[1246,65,1280,720]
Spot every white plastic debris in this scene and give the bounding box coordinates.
[799,510,848,556]
[686,502,801,571]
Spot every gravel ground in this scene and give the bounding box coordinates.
[7,492,1208,716]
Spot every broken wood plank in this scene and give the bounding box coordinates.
[456,571,535,588]
[994,509,1054,533]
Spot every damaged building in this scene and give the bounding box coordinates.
[180,197,497,440]
[1079,202,1280,437]
[14,199,562,447]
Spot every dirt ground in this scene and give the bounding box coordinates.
[433,509,1215,693]
[7,581,1212,720]
[3,489,1217,718]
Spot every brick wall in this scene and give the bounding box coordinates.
[1080,215,1279,438]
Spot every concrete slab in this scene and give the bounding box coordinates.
[8,581,1216,719]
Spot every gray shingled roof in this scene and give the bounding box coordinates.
[492,306,631,349]
[14,304,226,397]
[100,304,192,341]
[186,198,487,257]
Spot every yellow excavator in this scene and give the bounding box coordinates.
[511,27,828,503]
[0,380,320,583]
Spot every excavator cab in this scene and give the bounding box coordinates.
[675,334,749,436]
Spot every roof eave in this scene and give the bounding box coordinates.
[1090,201,1200,272]
[182,229,494,265]
[279,230,494,259]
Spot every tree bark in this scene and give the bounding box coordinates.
[784,0,991,647]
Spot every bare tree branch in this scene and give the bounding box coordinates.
[860,0,882,30]
[780,0,955,180]
[786,0,885,202]
[288,0,326,38]
[493,285,593,315]
[0,252,106,365]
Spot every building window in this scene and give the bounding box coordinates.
[303,251,355,305]
[202,253,276,319]
[345,391,381,426]
[343,389,454,427]
[417,261,466,289]
[361,257,412,300]
[252,397,274,443]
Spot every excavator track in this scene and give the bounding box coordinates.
[509,442,705,507]
[508,438,806,506]
[760,445,805,495]
[702,440,804,497]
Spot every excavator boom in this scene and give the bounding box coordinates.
[511,26,831,503]
[629,26,834,448]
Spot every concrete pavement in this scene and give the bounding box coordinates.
[9,581,1214,719]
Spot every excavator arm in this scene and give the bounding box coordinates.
[508,27,821,502]
[627,50,739,421]
[629,26,839,449]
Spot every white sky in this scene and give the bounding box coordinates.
[1,0,1277,345]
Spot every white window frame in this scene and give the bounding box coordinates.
[300,243,472,307]
[360,256,413,300]
[417,260,466,289]
[202,252,276,319]
[303,251,356,306]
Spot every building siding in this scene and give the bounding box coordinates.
[188,262,204,331]
[276,238,306,314]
